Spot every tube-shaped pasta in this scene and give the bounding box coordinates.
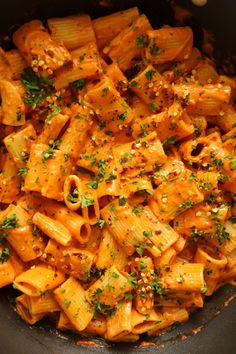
[173,235,186,254]
[5,49,26,80]
[36,113,70,144]
[163,261,204,291]
[45,201,90,244]
[145,27,193,64]
[59,104,91,160]
[129,65,173,113]
[13,20,71,75]
[211,105,236,132]
[0,47,13,80]
[7,245,26,276]
[85,76,134,132]
[113,132,167,178]
[93,7,139,50]
[151,154,185,185]
[0,246,15,288]
[24,143,49,193]
[80,180,100,225]
[193,59,218,85]
[64,175,82,210]
[174,202,227,237]
[14,264,65,296]
[142,207,180,253]
[103,14,152,71]
[105,63,128,91]
[57,311,76,331]
[100,200,160,256]
[27,293,60,315]
[33,212,72,246]
[8,225,45,262]
[96,229,128,270]
[24,143,72,200]
[121,178,153,204]
[42,239,95,280]
[173,83,231,116]
[131,256,155,314]
[0,153,21,203]
[154,247,177,269]
[0,79,25,126]
[130,95,153,120]
[16,294,45,324]
[155,291,203,308]
[147,307,189,336]
[86,265,133,307]
[54,42,101,90]
[0,204,45,262]
[48,14,95,50]
[54,277,94,331]
[194,246,227,279]
[4,123,36,167]
[149,170,204,222]
[163,47,202,83]
[105,301,132,341]
[82,316,107,336]
[132,102,194,142]
[131,309,162,334]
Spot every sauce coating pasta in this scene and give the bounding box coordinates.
[0,6,235,343]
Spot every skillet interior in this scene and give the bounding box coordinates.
[0,0,236,353]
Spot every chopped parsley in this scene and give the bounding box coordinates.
[70,79,85,90]
[140,261,147,270]
[118,197,126,206]
[132,205,144,215]
[210,152,223,168]
[230,160,236,170]
[105,172,117,182]
[81,195,94,208]
[118,111,127,121]
[47,105,61,120]
[18,167,29,180]
[63,299,71,308]
[143,230,152,238]
[42,139,61,162]
[21,67,53,106]
[177,199,194,212]
[64,152,70,162]
[0,247,10,263]
[145,69,156,81]
[0,214,18,243]
[173,66,181,76]
[149,38,163,56]
[17,112,23,121]
[148,103,158,113]
[163,135,176,154]
[97,219,105,229]
[194,127,201,137]
[189,172,197,181]
[66,188,79,203]
[136,244,146,256]
[101,87,109,97]
[136,34,148,48]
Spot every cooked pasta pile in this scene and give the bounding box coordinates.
[0,6,236,342]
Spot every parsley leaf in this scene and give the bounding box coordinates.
[0,248,10,263]
[81,196,94,208]
[136,34,148,48]
[18,167,29,180]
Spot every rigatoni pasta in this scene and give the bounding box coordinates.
[0,6,236,345]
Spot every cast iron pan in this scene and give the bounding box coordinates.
[0,1,236,353]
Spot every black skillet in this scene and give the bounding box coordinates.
[0,1,236,353]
